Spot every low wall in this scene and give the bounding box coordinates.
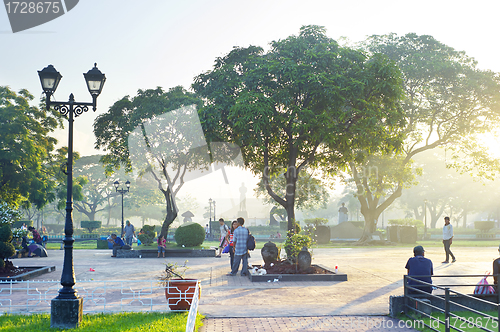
[116,248,216,258]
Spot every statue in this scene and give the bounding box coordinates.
[338,202,348,223]
[239,182,247,212]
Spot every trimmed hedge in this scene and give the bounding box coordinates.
[138,225,156,246]
[174,222,205,247]
[12,220,33,229]
[475,221,495,233]
[81,221,102,233]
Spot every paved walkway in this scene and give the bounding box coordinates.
[201,316,422,331]
[11,245,500,331]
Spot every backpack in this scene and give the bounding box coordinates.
[474,272,496,295]
[246,229,256,251]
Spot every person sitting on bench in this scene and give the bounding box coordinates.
[108,234,129,257]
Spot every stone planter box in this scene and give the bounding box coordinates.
[248,264,347,282]
[0,265,56,282]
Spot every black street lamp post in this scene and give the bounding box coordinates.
[209,198,213,236]
[213,200,216,221]
[114,180,131,236]
[38,63,105,329]
[424,199,428,239]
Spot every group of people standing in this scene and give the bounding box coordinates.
[216,217,251,276]
[406,216,456,294]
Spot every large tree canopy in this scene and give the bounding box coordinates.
[193,25,405,231]
[93,86,204,236]
[0,86,63,208]
[349,33,500,239]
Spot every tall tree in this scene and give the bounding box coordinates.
[193,25,405,231]
[93,86,204,237]
[349,33,500,240]
[0,86,63,208]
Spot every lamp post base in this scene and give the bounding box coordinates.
[50,297,83,329]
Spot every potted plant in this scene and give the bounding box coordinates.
[158,261,200,310]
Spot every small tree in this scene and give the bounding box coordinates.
[81,220,102,233]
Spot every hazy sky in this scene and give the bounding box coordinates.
[2,1,500,220]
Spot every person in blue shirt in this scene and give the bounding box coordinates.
[108,233,125,257]
[405,245,433,294]
[228,217,249,276]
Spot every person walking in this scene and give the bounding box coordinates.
[442,216,456,263]
[122,220,136,246]
[405,245,433,294]
[216,218,229,258]
[228,217,249,276]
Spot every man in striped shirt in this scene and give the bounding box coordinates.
[228,217,249,276]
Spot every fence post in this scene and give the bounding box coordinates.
[445,287,450,332]
[403,275,408,315]
[498,280,500,332]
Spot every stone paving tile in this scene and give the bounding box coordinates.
[200,316,421,332]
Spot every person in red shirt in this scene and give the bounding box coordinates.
[28,226,42,245]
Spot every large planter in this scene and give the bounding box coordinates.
[164,279,200,310]
[387,225,399,242]
[399,226,417,244]
[315,225,330,244]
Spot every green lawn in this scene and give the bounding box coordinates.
[0,312,204,332]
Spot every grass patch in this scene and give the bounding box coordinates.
[0,312,204,332]
[403,310,498,332]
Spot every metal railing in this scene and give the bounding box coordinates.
[0,279,200,332]
[404,274,500,332]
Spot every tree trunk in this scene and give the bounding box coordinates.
[349,162,402,243]
[160,186,178,238]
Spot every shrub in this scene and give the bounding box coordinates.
[283,231,312,262]
[138,225,156,246]
[81,221,102,233]
[174,222,205,247]
[44,224,65,234]
[0,224,15,269]
[388,218,424,229]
